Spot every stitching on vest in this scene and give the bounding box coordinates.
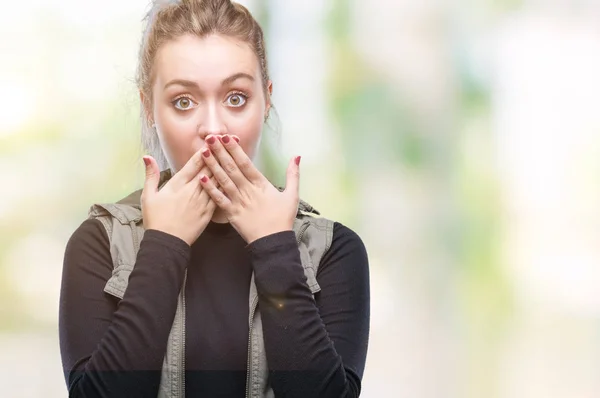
[324,221,334,252]
[112,205,128,225]
[106,282,126,296]
[129,221,140,253]
[252,320,261,396]
[95,216,113,240]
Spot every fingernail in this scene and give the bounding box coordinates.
[202,148,211,158]
[221,135,230,144]
[200,175,208,183]
[233,136,240,143]
[295,156,301,166]
[207,136,216,145]
[143,156,150,167]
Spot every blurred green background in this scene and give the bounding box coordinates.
[2,0,600,397]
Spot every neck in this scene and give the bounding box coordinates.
[210,207,229,224]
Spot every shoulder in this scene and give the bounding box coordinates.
[318,221,369,276]
[61,218,115,282]
[331,222,366,250]
[65,218,110,260]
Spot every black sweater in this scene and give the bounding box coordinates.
[59,218,370,398]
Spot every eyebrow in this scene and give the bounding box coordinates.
[164,73,255,90]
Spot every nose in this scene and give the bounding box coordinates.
[198,102,227,139]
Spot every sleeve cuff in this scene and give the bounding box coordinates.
[143,229,191,260]
[246,230,296,254]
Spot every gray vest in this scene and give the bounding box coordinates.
[87,170,334,398]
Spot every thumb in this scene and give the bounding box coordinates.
[284,155,301,197]
[142,155,160,197]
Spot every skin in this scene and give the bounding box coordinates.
[141,33,271,223]
[200,134,301,244]
[140,33,300,243]
[146,34,271,171]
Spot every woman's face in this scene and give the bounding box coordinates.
[144,33,271,172]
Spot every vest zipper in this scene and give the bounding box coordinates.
[180,270,187,398]
[245,295,259,398]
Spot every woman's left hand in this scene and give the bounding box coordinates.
[199,134,301,244]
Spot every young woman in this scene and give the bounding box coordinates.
[58,1,370,397]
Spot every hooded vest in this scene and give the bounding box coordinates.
[87,170,334,398]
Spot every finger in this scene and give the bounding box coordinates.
[142,156,160,198]
[206,135,250,189]
[199,173,233,212]
[190,169,218,200]
[197,164,214,183]
[171,148,206,189]
[196,181,216,210]
[203,137,242,199]
[219,134,267,186]
[284,156,301,198]
[204,196,217,214]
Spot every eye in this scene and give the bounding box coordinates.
[172,96,196,111]
[225,92,247,108]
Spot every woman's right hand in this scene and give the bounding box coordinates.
[141,149,217,246]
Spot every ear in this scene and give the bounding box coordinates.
[139,90,153,126]
[265,80,273,121]
[265,80,273,116]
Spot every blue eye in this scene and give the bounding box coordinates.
[173,96,196,110]
[225,93,247,107]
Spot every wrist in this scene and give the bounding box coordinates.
[247,227,292,245]
[246,229,296,252]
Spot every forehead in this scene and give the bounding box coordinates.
[154,33,260,88]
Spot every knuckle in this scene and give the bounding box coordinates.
[238,158,252,171]
[141,192,152,205]
[223,161,237,174]
[214,193,227,205]
[216,172,231,186]
[255,179,267,189]
[145,170,157,179]
[194,155,203,169]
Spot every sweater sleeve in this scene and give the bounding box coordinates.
[58,218,190,398]
[247,222,370,398]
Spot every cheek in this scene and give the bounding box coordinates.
[232,109,264,159]
[151,100,265,169]
[154,107,198,171]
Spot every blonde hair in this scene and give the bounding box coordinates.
[136,0,270,170]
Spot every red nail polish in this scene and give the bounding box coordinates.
[295,156,301,166]
[221,135,230,144]
[202,148,210,158]
[207,136,216,145]
[143,157,150,167]
[233,136,240,143]
[200,175,208,183]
